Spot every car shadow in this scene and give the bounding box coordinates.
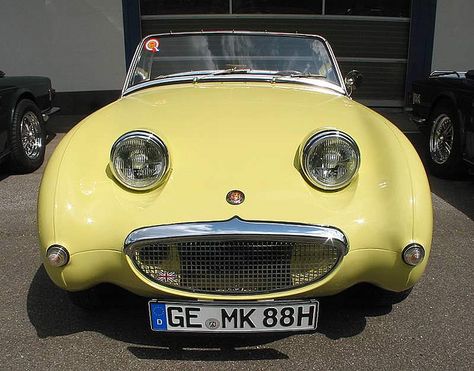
[28,266,391,361]
[126,346,289,361]
[0,169,9,181]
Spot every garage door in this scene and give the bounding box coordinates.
[139,1,411,107]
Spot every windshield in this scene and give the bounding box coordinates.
[125,33,340,92]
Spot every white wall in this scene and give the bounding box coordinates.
[431,0,474,72]
[0,0,126,92]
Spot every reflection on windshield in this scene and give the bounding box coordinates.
[128,34,339,90]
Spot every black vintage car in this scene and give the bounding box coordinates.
[0,70,59,173]
[412,70,474,177]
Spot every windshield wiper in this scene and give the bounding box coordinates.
[269,70,344,93]
[149,69,326,87]
[194,68,252,81]
[210,68,251,76]
[198,69,326,82]
[192,68,253,83]
[153,70,213,80]
[272,71,325,79]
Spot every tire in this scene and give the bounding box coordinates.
[427,103,464,178]
[8,99,46,173]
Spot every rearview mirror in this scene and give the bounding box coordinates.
[345,70,363,96]
[0,71,5,78]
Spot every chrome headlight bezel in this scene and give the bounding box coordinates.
[110,130,169,191]
[301,130,360,190]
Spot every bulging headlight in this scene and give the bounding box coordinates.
[110,131,168,190]
[301,130,360,190]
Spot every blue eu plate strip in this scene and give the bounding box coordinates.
[150,303,168,331]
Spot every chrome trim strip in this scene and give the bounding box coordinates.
[41,106,60,122]
[140,14,410,22]
[324,36,346,94]
[430,70,464,78]
[121,31,346,97]
[410,115,427,125]
[123,75,346,96]
[124,216,348,255]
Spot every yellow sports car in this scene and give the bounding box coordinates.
[38,32,432,333]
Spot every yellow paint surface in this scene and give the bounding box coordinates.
[38,82,432,299]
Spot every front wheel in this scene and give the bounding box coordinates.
[9,99,46,173]
[427,105,464,177]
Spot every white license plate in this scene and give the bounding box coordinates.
[148,300,319,333]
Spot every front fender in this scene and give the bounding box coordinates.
[38,84,433,295]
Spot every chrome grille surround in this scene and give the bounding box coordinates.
[124,217,348,295]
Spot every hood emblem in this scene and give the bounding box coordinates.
[226,190,245,205]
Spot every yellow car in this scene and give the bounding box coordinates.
[38,32,432,333]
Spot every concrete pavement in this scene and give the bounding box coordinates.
[0,113,473,370]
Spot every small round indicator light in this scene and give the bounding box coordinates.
[226,190,245,205]
[402,243,425,266]
[46,245,70,267]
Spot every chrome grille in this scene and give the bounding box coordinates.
[129,237,343,294]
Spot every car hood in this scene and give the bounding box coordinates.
[40,82,431,255]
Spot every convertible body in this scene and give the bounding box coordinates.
[38,32,432,332]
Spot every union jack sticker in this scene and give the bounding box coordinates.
[156,270,178,284]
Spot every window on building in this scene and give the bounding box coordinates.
[140,0,409,17]
[140,0,230,15]
[232,0,323,14]
[325,0,411,17]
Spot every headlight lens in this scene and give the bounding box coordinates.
[111,131,168,190]
[301,130,360,190]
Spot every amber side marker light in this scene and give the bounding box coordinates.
[402,244,425,266]
[46,245,70,267]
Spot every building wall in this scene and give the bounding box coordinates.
[0,0,126,92]
[432,0,474,72]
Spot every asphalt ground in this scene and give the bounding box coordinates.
[0,112,473,370]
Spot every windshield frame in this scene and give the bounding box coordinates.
[122,31,347,97]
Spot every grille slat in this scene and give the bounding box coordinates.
[131,237,342,294]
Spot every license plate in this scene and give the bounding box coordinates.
[148,300,319,333]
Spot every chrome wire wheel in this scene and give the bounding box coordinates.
[429,114,454,165]
[20,111,43,160]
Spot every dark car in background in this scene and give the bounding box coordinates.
[0,70,59,173]
[412,70,474,177]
